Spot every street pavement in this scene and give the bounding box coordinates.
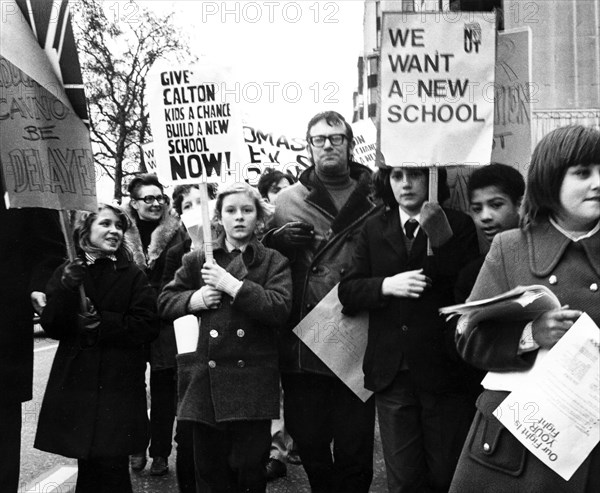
[21,333,388,492]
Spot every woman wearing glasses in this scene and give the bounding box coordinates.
[125,173,187,475]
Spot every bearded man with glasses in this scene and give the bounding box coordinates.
[125,173,186,477]
[264,111,378,492]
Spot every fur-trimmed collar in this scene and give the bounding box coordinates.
[125,204,182,271]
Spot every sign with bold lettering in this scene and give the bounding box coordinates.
[380,11,496,166]
[0,0,95,210]
[351,119,377,170]
[146,63,246,185]
[242,125,309,185]
[141,142,157,172]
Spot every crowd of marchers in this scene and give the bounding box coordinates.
[2,115,599,493]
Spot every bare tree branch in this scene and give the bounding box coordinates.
[71,1,189,200]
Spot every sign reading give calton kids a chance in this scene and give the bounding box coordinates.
[146,62,245,185]
[380,11,496,167]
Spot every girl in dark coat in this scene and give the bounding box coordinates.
[450,125,600,492]
[159,182,292,493]
[35,204,159,493]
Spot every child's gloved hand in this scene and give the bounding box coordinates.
[420,202,453,247]
[77,298,100,347]
[201,260,242,298]
[200,286,222,309]
[61,259,86,290]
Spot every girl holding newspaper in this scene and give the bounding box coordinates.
[450,125,600,492]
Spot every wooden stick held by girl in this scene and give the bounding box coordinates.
[159,182,292,493]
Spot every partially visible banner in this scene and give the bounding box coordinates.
[0,0,95,211]
[242,125,310,185]
[380,11,496,166]
[492,28,532,174]
[142,142,158,172]
[351,119,377,170]
[14,0,89,124]
[146,63,246,185]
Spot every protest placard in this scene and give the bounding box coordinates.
[141,142,158,172]
[242,124,310,185]
[293,285,372,402]
[0,0,95,211]
[351,119,377,170]
[146,63,246,185]
[380,11,496,166]
[492,28,533,174]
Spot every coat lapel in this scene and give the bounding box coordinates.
[381,208,408,261]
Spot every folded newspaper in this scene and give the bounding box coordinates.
[439,285,561,335]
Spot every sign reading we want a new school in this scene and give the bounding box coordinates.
[380,11,496,167]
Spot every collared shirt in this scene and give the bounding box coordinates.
[224,238,247,253]
[549,217,600,242]
[85,252,117,265]
[399,208,421,238]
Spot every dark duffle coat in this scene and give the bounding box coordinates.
[158,237,292,426]
[35,254,159,459]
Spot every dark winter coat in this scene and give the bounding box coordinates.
[158,237,292,426]
[34,254,159,459]
[451,220,600,492]
[338,205,480,394]
[125,204,187,370]
[264,162,377,376]
[0,208,65,405]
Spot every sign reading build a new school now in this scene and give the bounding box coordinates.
[380,11,496,166]
[146,63,245,185]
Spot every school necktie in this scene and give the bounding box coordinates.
[405,219,419,240]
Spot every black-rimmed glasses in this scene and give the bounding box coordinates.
[308,134,347,147]
[135,194,168,205]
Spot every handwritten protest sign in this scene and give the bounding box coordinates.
[380,11,496,166]
[146,63,246,185]
[492,28,532,174]
[242,125,309,185]
[495,313,600,480]
[1,0,95,211]
[351,119,377,170]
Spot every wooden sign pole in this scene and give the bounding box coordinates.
[58,210,87,313]
[198,183,214,263]
[427,167,438,256]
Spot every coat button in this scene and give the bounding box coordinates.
[483,443,490,452]
[208,360,216,368]
[237,329,245,337]
[210,329,219,338]
[237,360,245,368]
[401,325,408,332]
[306,303,313,310]
[340,268,346,276]
[591,283,598,292]
[311,266,318,273]
[548,275,557,285]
